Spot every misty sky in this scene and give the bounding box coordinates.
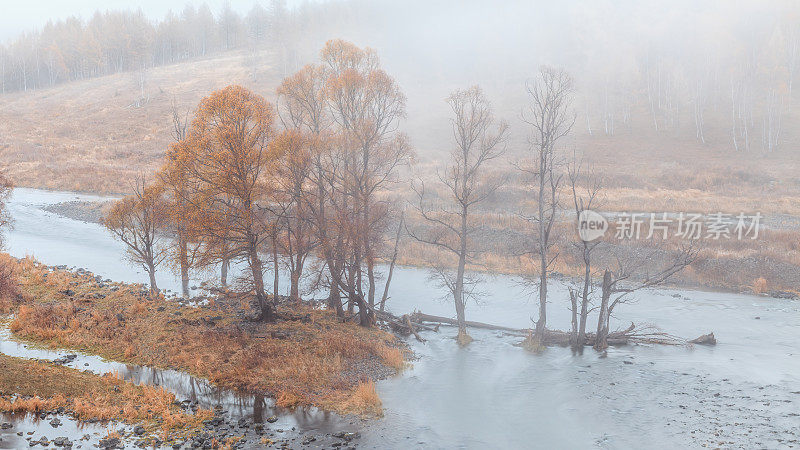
[0,0,309,42]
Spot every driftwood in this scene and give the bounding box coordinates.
[404,315,426,342]
[690,332,717,345]
[372,307,438,338]
[408,313,708,348]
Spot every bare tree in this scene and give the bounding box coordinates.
[519,67,574,348]
[104,177,168,296]
[763,88,783,153]
[408,86,507,344]
[594,245,698,350]
[321,39,410,326]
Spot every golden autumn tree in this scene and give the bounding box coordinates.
[173,85,282,322]
[321,39,411,325]
[104,177,168,296]
[277,64,347,315]
[276,40,410,326]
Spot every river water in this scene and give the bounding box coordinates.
[2,188,800,449]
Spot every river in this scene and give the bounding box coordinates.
[2,188,799,449]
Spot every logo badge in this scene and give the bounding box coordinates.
[577,210,608,242]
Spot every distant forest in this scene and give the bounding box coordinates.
[0,1,324,94]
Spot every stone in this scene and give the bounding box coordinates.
[333,432,360,441]
[53,436,72,447]
[98,437,121,449]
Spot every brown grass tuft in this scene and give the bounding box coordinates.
[752,277,768,294]
[343,380,382,417]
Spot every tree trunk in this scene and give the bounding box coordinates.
[220,257,229,287]
[179,237,189,298]
[328,281,342,315]
[534,150,548,341]
[454,204,470,344]
[346,265,356,315]
[535,252,548,338]
[380,214,404,313]
[248,239,275,322]
[147,263,159,297]
[569,289,578,347]
[323,250,344,316]
[577,250,591,345]
[594,270,612,351]
[272,231,279,305]
[290,266,301,302]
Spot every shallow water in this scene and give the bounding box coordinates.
[3,188,800,449]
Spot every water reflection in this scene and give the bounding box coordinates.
[0,324,349,433]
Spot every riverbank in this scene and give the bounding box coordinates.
[1,255,403,419]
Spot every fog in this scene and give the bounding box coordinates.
[1,2,799,448]
[3,0,797,156]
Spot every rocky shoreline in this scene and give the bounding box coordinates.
[1,408,363,449]
[43,200,110,224]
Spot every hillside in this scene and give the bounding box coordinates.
[0,49,283,193]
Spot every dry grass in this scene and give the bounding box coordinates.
[5,255,402,416]
[0,353,211,439]
[341,380,382,417]
[377,346,405,371]
[0,50,282,194]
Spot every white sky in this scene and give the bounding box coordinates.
[0,0,304,43]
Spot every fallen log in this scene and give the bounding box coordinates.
[408,313,705,348]
[372,307,438,338]
[410,312,529,334]
[404,315,426,342]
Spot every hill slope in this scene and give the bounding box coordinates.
[0,49,282,193]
